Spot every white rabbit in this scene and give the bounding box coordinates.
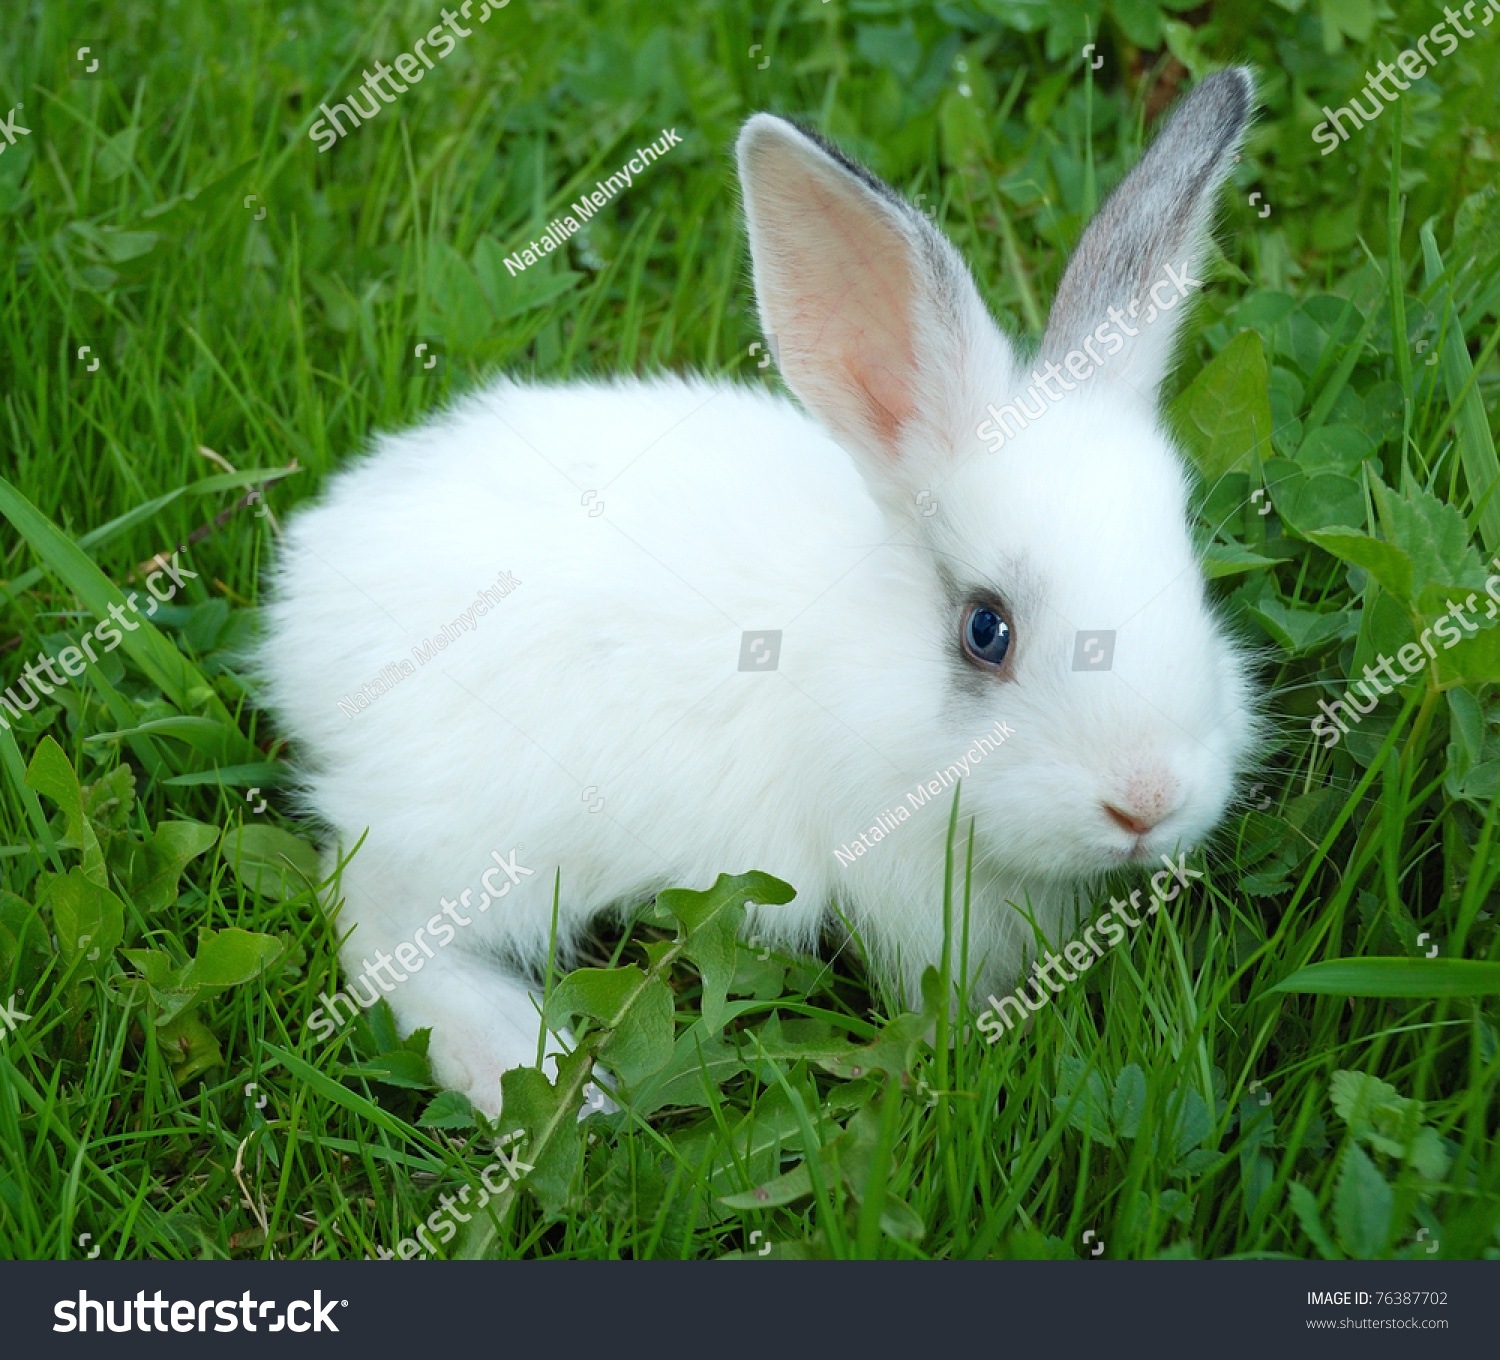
[259,69,1260,1116]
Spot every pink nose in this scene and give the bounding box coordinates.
[1104,804,1161,836]
[1103,770,1180,837]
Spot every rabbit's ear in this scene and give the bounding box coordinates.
[736,115,1004,473]
[1041,68,1253,399]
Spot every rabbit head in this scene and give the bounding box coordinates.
[737,69,1260,885]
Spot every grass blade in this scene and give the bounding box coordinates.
[1270,958,1500,998]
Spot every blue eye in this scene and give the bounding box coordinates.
[963,605,1011,667]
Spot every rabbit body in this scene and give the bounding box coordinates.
[261,71,1260,1114]
[263,375,1044,1105]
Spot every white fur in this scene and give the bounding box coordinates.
[259,85,1258,1115]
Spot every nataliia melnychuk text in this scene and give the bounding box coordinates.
[337,567,520,718]
[834,719,1015,866]
[503,128,683,277]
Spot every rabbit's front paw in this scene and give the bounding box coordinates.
[377,950,619,1119]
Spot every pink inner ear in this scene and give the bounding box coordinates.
[756,156,920,455]
[808,179,918,441]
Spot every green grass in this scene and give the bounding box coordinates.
[1,0,1498,1260]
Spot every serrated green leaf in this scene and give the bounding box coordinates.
[340,1049,432,1090]
[821,1010,933,1082]
[672,1086,804,1205]
[600,978,675,1088]
[721,1100,925,1242]
[1333,1142,1394,1258]
[497,1044,591,1216]
[418,1090,478,1129]
[735,1013,862,1074]
[1373,480,1486,610]
[354,998,403,1055]
[1303,527,1413,606]
[1330,1070,1450,1180]
[658,871,796,1033]
[1400,1127,1450,1182]
[542,965,642,1033]
[545,965,674,1087]
[1329,1070,1404,1130]
[1289,1180,1343,1259]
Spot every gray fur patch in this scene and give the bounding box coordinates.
[1040,68,1254,370]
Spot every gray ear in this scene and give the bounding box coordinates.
[1040,67,1253,399]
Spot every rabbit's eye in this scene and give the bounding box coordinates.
[962,604,1011,669]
